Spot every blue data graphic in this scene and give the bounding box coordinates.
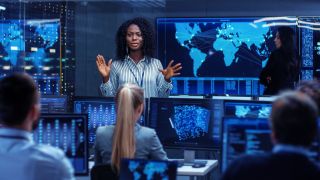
[74,101,116,146]
[299,17,320,80]
[129,161,168,180]
[120,159,177,180]
[149,98,218,150]
[157,17,297,95]
[33,114,88,175]
[0,20,60,75]
[173,105,210,140]
[224,100,272,118]
[74,98,146,150]
[0,20,61,95]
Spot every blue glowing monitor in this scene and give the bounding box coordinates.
[73,96,148,149]
[40,95,67,113]
[33,114,88,175]
[299,16,320,80]
[148,97,218,150]
[120,159,178,180]
[221,117,272,171]
[157,17,297,95]
[221,117,320,171]
[224,100,272,118]
[0,19,61,95]
[0,19,60,76]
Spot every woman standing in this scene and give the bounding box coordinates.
[96,17,182,97]
[259,26,299,95]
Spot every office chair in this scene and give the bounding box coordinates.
[90,164,118,180]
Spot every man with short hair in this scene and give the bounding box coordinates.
[0,73,74,180]
[221,91,320,180]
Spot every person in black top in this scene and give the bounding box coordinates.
[221,91,320,180]
[259,26,299,95]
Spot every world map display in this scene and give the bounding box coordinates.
[0,19,60,76]
[120,159,177,180]
[157,18,278,78]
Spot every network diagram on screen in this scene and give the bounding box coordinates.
[157,17,300,95]
[173,105,210,141]
[0,19,61,94]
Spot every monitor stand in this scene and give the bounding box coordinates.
[177,150,207,166]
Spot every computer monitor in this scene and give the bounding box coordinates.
[221,117,272,171]
[40,95,67,113]
[33,113,88,175]
[120,159,178,180]
[148,97,218,164]
[224,100,272,118]
[221,117,320,171]
[73,96,148,153]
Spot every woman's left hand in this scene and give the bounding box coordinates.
[159,60,182,82]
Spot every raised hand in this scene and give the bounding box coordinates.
[159,60,182,82]
[96,55,112,83]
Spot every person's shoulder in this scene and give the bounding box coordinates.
[111,59,125,66]
[271,49,283,56]
[229,153,270,168]
[30,144,68,163]
[96,125,115,135]
[138,126,157,138]
[147,57,161,63]
[139,126,155,133]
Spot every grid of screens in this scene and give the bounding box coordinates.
[299,17,320,80]
[120,159,178,180]
[0,19,61,95]
[157,17,297,95]
[224,100,272,118]
[40,95,67,113]
[73,97,147,149]
[221,117,320,171]
[149,97,218,150]
[33,114,88,175]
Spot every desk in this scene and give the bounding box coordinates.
[170,159,218,180]
[176,160,218,176]
[85,160,218,180]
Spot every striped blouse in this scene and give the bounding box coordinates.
[100,56,173,98]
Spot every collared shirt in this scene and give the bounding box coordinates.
[100,56,173,98]
[0,128,75,180]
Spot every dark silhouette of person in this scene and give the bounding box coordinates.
[260,26,299,95]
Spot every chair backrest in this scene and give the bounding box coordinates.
[90,164,118,180]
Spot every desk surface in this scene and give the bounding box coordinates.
[172,159,218,176]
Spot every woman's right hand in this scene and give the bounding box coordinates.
[96,55,112,83]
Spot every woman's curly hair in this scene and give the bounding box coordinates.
[116,17,155,60]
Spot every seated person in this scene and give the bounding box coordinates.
[0,73,74,180]
[221,91,320,180]
[94,83,167,171]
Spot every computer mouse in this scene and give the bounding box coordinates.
[192,163,206,168]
